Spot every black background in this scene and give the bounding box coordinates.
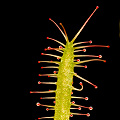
[21,1,118,120]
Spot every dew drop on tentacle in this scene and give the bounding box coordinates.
[87,113,90,117]
[85,97,89,100]
[77,59,80,62]
[53,71,57,74]
[79,82,83,86]
[46,108,49,111]
[78,107,81,110]
[104,60,106,63]
[59,46,63,49]
[94,85,98,89]
[36,102,40,106]
[83,48,86,52]
[70,114,73,117]
[96,6,99,9]
[38,81,41,84]
[89,40,92,44]
[89,106,93,110]
[84,65,87,68]
[72,101,75,104]
[47,46,51,50]
[98,55,102,58]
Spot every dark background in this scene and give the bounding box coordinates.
[21,1,117,120]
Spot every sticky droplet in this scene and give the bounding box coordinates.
[46,108,49,111]
[38,61,40,63]
[59,46,63,49]
[89,106,93,110]
[79,82,83,86]
[53,71,57,74]
[36,102,40,106]
[78,107,81,110]
[94,85,98,89]
[72,101,75,104]
[77,59,80,62]
[104,60,106,63]
[48,46,51,50]
[83,49,86,52]
[96,6,99,9]
[99,55,102,58]
[87,113,90,117]
[38,74,41,76]
[38,81,41,84]
[89,40,92,44]
[85,97,88,100]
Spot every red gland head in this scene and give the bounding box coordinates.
[107,45,110,48]
[78,107,81,110]
[46,108,49,111]
[89,40,92,44]
[38,74,41,76]
[36,102,40,106]
[49,18,51,20]
[89,106,93,110]
[87,113,90,117]
[83,49,86,52]
[57,57,60,60]
[72,101,75,104]
[38,81,41,84]
[104,60,106,63]
[85,97,88,100]
[59,46,63,49]
[94,85,98,89]
[38,61,40,63]
[98,55,102,58]
[46,37,49,39]
[96,6,99,9]
[77,59,80,62]
[70,114,73,117]
[44,48,47,51]
[41,53,44,55]
[79,82,83,86]
[84,65,87,68]
[47,46,51,50]
[53,71,57,74]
